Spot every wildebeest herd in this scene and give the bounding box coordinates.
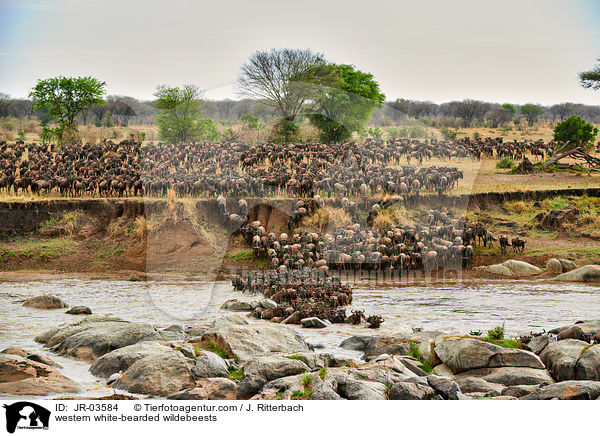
[0,137,558,199]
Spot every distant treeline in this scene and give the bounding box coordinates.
[1,92,599,128]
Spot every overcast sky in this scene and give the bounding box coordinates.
[1,0,599,105]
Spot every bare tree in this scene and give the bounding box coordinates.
[237,48,326,121]
[550,103,575,122]
[453,99,490,127]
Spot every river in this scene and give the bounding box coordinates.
[1,276,598,399]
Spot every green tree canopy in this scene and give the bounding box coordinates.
[520,103,545,126]
[153,84,219,143]
[29,76,106,142]
[306,64,385,143]
[579,57,600,90]
[553,116,598,151]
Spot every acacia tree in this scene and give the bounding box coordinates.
[553,116,598,151]
[238,48,326,142]
[453,99,490,127]
[29,76,106,142]
[520,103,545,127]
[306,64,385,143]
[580,57,600,90]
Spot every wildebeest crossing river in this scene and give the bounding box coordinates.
[0,276,598,399]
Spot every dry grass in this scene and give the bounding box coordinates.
[372,207,409,229]
[298,207,351,233]
[38,210,86,237]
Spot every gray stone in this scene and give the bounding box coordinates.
[457,377,504,395]
[311,380,342,400]
[337,378,387,400]
[434,337,544,373]
[558,259,577,273]
[36,316,162,360]
[220,299,256,311]
[502,260,542,276]
[168,378,237,400]
[553,265,600,282]
[197,320,309,362]
[520,381,600,400]
[23,295,67,309]
[90,342,179,377]
[236,375,266,400]
[339,336,375,351]
[300,317,330,328]
[545,258,563,275]
[427,375,462,399]
[540,339,589,381]
[487,264,515,277]
[455,367,554,386]
[191,350,230,379]
[524,335,550,355]
[65,306,92,315]
[388,382,432,400]
[500,385,538,398]
[575,344,600,381]
[257,299,277,310]
[243,355,310,382]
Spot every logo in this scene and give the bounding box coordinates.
[3,402,50,434]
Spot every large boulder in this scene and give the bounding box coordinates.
[361,331,444,361]
[168,378,237,400]
[541,206,579,228]
[66,306,92,315]
[558,259,577,273]
[35,316,162,360]
[90,342,170,377]
[575,345,600,381]
[220,299,256,312]
[552,265,600,282]
[520,380,600,400]
[454,367,554,386]
[540,339,589,381]
[457,377,504,395]
[551,320,600,339]
[545,258,563,275]
[243,355,310,383]
[115,348,195,396]
[434,337,544,373]
[426,375,464,399]
[0,354,79,396]
[502,260,542,277]
[388,381,432,400]
[523,335,550,355]
[195,319,310,362]
[23,295,67,309]
[486,264,515,277]
[191,351,230,379]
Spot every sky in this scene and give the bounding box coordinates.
[1,0,599,105]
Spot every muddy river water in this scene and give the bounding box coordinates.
[1,276,598,399]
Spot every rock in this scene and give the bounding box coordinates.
[426,375,463,399]
[541,206,579,228]
[23,295,67,309]
[90,342,182,377]
[209,315,249,329]
[540,339,589,381]
[276,352,352,370]
[36,316,162,360]
[500,385,538,398]
[185,326,207,337]
[388,382,432,400]
[457,377,504,395]
[362,337,410,360]
[558,259,577,272]
[487,264,515,277]
[168,378,237,400]
[237,375,267,400]
[337,378,387,400]
[197,320,310,362]
[1,348,61,368]
[243,355,310,383]
[553,265,600,282]
[502,260,542,277]
[434,337,544,373]
[257,299,277,310]
[455,367,554,386]
[552,320,600,338]
[521,381,600,400]
[310,380,343,400]
[0,354,79,395]
[575,345,600,381]
[116,348,195,396]
[339,336,375,351]
[397,357,428,376]
[545,258,563,275]
[66,306,92,315]
[191,351,230,379]
[523,335,550,355]
[300,317,330,328]
[433,363,455,378]
[220,299,256,312]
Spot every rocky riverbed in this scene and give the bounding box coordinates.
[1,279,600,400]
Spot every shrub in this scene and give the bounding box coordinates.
[496,157,515,169]
[487,322,505,341]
